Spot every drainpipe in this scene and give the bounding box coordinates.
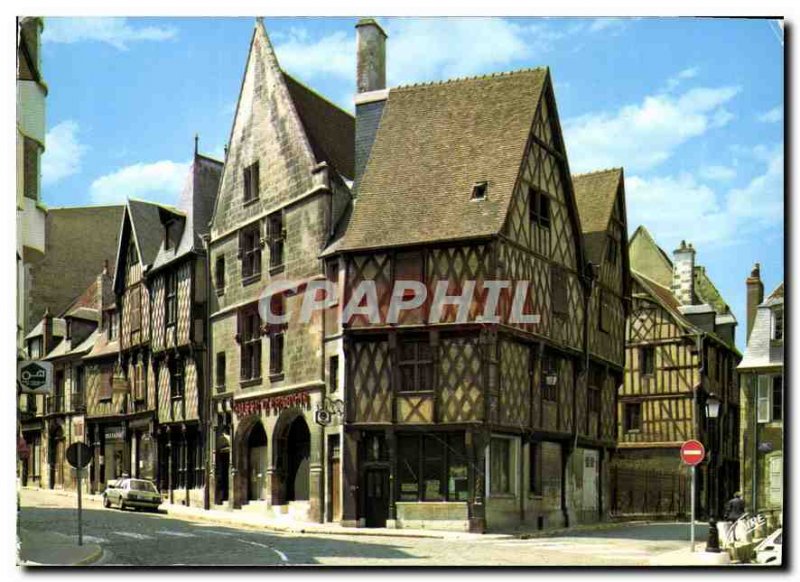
[201,233,212,511]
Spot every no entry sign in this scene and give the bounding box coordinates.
[680,439,705,466]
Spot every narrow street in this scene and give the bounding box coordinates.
[19,488,710,566]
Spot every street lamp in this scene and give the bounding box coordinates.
[705,392,721,553]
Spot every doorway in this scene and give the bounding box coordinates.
[364,468,389,527]
[216,449,230,504]
[247,422,267,501]
[286,417,310,501]
[329,435,341,522]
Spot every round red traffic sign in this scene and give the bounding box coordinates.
[680,439,706,466]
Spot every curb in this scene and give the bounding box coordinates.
[72,545,104,566]
[509,520,657,539]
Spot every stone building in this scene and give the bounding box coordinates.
[613,226,741,519]
[207,19,353,522]
[737,265,783,523]
[332,20,627,532]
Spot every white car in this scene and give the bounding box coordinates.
[753,528,782,565]
[103,478,162,511]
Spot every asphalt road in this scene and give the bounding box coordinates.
[19,489,708,566]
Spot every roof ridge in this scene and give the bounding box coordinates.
[393,66,548,91]
[128,197,184,215]
[572,167,622,178]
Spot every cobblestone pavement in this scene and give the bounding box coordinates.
[18,488,708,566]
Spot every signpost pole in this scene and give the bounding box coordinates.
[690,465,696,552]
[77,445,83,546]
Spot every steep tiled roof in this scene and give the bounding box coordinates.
[572,168,622,264]
[693,266,735,320]
[739,282,784,371]
[767,282,784,302]
[128,199,180,267]
[284,73,355,180]
[25,317,66,341]
[338,67,549,251]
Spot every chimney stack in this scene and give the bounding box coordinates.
[356,18,387,94]
[746,263,764,341]
[671,240,696,305]
[42,307,54,354]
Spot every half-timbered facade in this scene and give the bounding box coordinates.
[333,20,628,533]
[208,19,353,522]
[615,226,741,519]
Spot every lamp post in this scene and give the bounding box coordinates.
[705,392,721,553]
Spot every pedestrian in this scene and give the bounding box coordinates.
[724,492,745,521]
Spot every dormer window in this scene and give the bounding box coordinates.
[772,308,784,342]
[471,182,488,201]
[165,219,175,250]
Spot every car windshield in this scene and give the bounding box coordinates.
[128,480,158,493]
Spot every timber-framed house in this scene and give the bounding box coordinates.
[615,226,741,519]
[207,19,353,522]
[332,20,628,533]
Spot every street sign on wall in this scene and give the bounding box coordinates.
[680,439,706,466]
[17,361,53,394]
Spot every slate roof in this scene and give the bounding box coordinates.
[338,67,549,252]
[128,199,174,267]
[151,154,223,273]
[284,73,355,181]
[739,281,784,371]
[25,317,66,341]
[572,168,622,265]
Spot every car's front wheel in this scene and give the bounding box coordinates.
[103,496,110,508]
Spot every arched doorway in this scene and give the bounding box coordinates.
[246,422,268,501]
[285,417,310,501]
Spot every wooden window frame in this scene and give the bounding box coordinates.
[624,401,642,433]
[329,355,339,392]
[772,308,784,342]
[269,330,285,380]
[640,346,655,376]
[606,236,619,265]
[551,265,568,317]
[215,255,225,295]
[216,352,226,392]
[489,436,514,496]
[599,290,611,333]
[130,285,142,333]
[588,366,602,414]
[397,433,468,502]
[239,224,262,284]
[239,306,262,383]
[398,338,434,393]
[243,161,260,204]
[529,186,551,229]
[541,354,558,402]
[757,375,771,423]
[267,211,285,273]
[169,357,184,400]
[165,272,178,328]
[772,375,783,422]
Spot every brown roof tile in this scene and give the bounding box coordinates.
[338,68,548,252]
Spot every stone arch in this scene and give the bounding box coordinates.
[232,415,269,506]
[271,409,311,504]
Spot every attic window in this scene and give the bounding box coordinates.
[471,182,488,201]
[243,162,260,204]
[529,186,551,229]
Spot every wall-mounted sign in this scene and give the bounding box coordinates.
[18,361,53,394]
[233,391,310,418]
[73,419,85,441]
[104,427,125,441]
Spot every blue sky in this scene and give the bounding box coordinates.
[40,16,783,349]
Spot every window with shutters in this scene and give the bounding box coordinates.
[239,306,262,382]
[768,454,783,506]
[267,212,285,272]
[169,357,184,399]
[757,375,771,423]
[240,224,262,283]
[99,366,113,401]
[551,266,568,317]
[529,186,551,229]
[398,339,433,392]
[133,357,145,401]
[624,402,642,432]
[243,161,259,204]
[772,375,783,422]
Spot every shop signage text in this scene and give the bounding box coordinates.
[233,391,311,418]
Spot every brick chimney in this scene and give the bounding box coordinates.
[746,263,764,341]
[42,307,54,354]
[671,240,696,305]
[354,18,388,191]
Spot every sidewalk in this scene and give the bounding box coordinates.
[648,542,733,566]
[18,528,103,566]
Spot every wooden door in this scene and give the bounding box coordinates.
[248,446,266,500]
[364,468,389,527]
[331,457,341,521]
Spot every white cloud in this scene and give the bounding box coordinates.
[274,17,599,87]
[665,66,699,91]
[587,18,627,34]
[699,165,736,181]
[43,17,177,50]
[627,144,783,249]
[564,84,741,174]
[89,160,190,205]
[758,105,783,123]
[41,120,87,186]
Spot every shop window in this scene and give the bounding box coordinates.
[398,339,433,392]
[397,433,467,502]
[490,437,513,495]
